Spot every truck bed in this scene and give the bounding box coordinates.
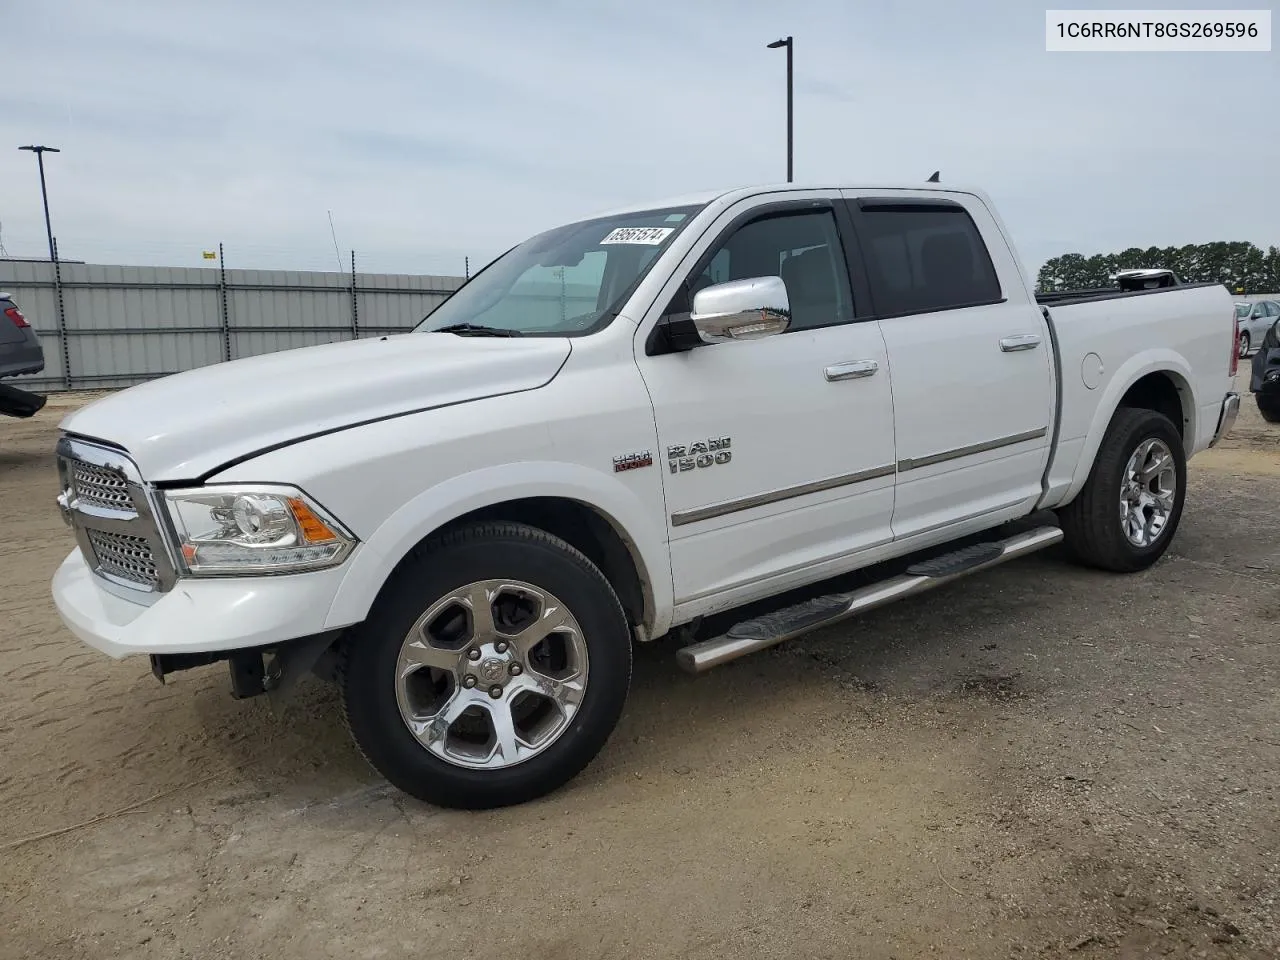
[1038,280,1235,509]
[1036,280,1224,308]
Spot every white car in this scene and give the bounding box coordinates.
[1238,299,1280,357]
[50,180,1240,809]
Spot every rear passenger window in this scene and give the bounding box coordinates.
[855,202,1002,317]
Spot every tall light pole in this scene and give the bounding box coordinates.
[766,37,793,182]
[19,144,60,263]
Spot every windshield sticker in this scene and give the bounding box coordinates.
[600,226,675,245]
[664,213,687,222]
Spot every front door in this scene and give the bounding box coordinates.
[634,196,898,614]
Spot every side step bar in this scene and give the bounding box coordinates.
[675,525,1063,674]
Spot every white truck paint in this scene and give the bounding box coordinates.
[50,181,1241,808]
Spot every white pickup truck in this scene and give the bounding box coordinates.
[51,181,1241,809]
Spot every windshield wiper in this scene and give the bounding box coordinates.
[433,323,524,337]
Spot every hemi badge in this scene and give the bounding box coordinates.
[613,451,653,473]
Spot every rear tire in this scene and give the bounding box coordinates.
[338,521,632,809]
[1258,394,1280,424]
[1059,408,1186,573]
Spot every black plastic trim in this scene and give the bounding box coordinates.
[1035,304,1065,511]
[830,200,879,324]
[855,197,967,212]
[871,297,1009,321]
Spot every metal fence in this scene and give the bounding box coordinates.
[0,255,465,391]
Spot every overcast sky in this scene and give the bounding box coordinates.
[2,0,1276,278]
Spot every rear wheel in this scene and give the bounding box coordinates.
[1258,394,1280,424]
[339,521,632,809]
[1059,408,1186,572]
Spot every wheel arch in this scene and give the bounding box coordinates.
[324,462,673,640]
[1062,355,1196,506]
[437,497,652,639]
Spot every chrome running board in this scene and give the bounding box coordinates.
[675,526,1064,674]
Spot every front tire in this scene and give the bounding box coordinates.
[1239,331,1251,358]
[338,521,632,809]
[1059,407,1186,573]
[1258,394,1280,424]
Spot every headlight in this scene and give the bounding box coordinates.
[162,485,356,576]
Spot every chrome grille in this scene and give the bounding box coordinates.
[57,435,176,595]
[87,529,160,588]
[72,463,134,512]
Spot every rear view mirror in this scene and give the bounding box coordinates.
[690,276,791,344]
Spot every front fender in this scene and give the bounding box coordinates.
[322,460,674,638]
[1062,350,1196,505]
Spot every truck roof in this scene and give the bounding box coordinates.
[586,180,991,220]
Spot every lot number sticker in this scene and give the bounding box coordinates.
[600,226,675,245]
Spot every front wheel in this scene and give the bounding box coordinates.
[1239,331,1251,358]
[1059,407,1186,573]
[1258,393,1280,424]
[338,521,632,809]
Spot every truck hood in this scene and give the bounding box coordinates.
[60,332,572,480]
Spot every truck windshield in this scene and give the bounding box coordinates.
[416,205,704,336]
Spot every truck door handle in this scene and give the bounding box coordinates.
[999,335,1042,352]
[824,360,879,381]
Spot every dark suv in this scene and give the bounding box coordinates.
[1251,317,1280,423]
[0,292,44,378]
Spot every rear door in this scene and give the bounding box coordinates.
[840,192,1054,540]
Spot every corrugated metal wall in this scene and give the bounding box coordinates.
[0,260,464,391]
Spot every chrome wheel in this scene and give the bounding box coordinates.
[1239,332,1250,358]
[1118,438,1177,547]
[394,580,588,770]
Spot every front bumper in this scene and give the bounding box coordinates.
[1209,391,1240,448]
[52,547,355,659]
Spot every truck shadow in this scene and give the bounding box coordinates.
[628,545,1070,703]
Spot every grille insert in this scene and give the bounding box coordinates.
[87,529,159,588]
[72,463,135,512]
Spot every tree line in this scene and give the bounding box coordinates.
[1036,242,1280,295]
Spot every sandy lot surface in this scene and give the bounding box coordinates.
[2,376,1277,960]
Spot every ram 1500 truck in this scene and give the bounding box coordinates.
[50,181,1241,809]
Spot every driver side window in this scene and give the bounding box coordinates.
[688,210,856,331]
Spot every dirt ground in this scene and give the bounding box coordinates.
[2,374,1277,960]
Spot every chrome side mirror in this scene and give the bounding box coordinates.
[690,276,790,344]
